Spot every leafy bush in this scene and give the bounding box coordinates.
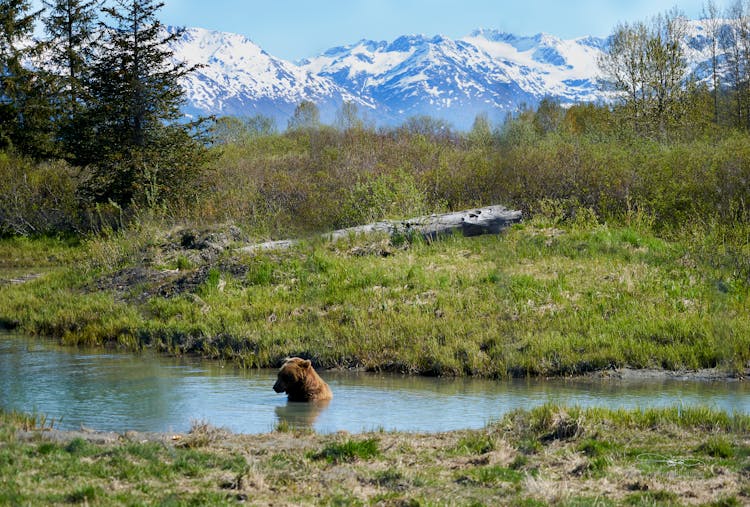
[5,108,750,249]
[0,153,82,236]
[338,170,429,227]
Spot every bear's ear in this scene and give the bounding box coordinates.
[300,359,312,369]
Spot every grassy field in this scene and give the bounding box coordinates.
[0,216,749,378]
[2,404,748,506]
[1,215,749,506]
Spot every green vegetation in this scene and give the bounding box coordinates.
[2,2,749,505]
[1,215,748,377]
[2,3,750,239]
[5,96,750,380]
[1,0,207,226]
[2,404,748,505]
[309,438,381,463]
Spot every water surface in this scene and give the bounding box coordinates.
[2,333,748,434]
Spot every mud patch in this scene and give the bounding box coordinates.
[590,367,749,382]
[91,261,250,303]
[88,224,251,303]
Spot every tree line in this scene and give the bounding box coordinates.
[2,1,750,241]
[0,0,207,207]
[598,1,750,138]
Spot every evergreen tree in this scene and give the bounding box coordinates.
[84,0,206,206]
[42,0,99,112]
[0,0,52,155]
[41,0,101,160]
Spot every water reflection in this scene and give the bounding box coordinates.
[275,400,331,430]
[1,333,749,434]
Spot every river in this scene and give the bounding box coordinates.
[1,332,748,434]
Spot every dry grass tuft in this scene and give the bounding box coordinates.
[176,419,232,448]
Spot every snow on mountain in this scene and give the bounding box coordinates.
[299,29,604,127]
[462,30,604,102]
[680,19,729,82]
[171,20,730,129]
[169,27,369,124]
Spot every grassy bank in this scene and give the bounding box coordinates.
[2,404,748,505]
[0,216,748,377]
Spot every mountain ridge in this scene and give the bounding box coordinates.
[169,20,719,129]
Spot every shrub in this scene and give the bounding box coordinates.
[0,154,82,236]
[338,170,429,227]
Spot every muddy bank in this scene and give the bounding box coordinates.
[588,367,749,382]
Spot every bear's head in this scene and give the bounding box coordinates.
[273,357,311,394]
[273,357,332,402]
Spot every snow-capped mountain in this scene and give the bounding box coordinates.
[170,20,726,129]
[170,27,370,123]
[461,30,606,103]
[300,30,605,127]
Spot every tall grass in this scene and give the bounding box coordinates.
[504,403,750,436]
[0,409,58,431]
[2,217,748,376]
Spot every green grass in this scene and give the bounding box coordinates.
[696,436,736,459]
[4,404,748,506]
[1,218,749,377]
[0,235,81,269]
[453,433,496,455]
[508,404,750,435]
[0,433,247,505]
[310,437,380,463]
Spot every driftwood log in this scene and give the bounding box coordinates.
[240,204,522,253]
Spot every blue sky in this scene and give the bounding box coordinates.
[34,1,737,61]
[159,0,735,61]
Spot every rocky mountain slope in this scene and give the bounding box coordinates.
[170,20,721,129]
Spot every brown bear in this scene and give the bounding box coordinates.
[273,357,333,402]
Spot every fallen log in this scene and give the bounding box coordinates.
[240,204,522,253]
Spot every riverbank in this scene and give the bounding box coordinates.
[2,404,748,506]
[1,218,749,378]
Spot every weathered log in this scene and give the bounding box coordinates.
[239,204,522,253]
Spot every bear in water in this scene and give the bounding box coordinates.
[273,357,333,402]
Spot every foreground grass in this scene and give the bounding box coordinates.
[0,218,749,377]
[2,405,748,506]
